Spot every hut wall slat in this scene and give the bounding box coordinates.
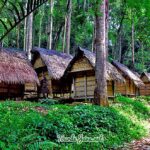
[25,83,37,91]
[0,83,24,99]
[71,57,93,72]
[73,74,114,98]
[141,76,149,83]
[139,82,150,96]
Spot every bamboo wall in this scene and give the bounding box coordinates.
[70,57,114,99]
[115,78,136,96]
[72,74,114,99]
[24,83,37,99]
[140,83,150,96]
[0,83,24,99]
[140,75,150,96]
[71,57,93,72]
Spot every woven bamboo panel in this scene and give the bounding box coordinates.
[71,57,93,72]
[140,83,150,96]
[87,76,95,81]
[141,76,149,83]
[87,80,95,86]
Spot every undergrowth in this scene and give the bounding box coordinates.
[0,96,149,150]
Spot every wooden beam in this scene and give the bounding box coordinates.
[84,74,87,99]
[73,77,76,98]
[48,79,53,98]
[125,78,127,96]
[112,81,115,97]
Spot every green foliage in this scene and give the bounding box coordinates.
[115,96,150,119]
[0,97,149,149]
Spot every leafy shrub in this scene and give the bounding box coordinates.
[115,96,150,119]
[0,97,149,149]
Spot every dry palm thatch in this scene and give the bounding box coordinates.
[0,48,39,84]
[112,61,144,87]
[31,47,73,80]
[65,47,125,82]
[140,72,150,81]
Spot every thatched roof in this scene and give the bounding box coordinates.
[141,72,150,81]
[112,61,144,87]
[31,47,73,80]
[0,48,39,84]
[65,47,125,82]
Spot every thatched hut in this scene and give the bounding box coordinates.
[31,47,73,98]
[112,61,144,96]
[64,47,125,99]
[0,48,39,100]
[139,72,150,96]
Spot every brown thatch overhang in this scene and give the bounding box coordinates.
[140,72,150,81]
[65,47,125,82]
[0,48,39,85]
[31,47,73,80]
[112,61,144,87]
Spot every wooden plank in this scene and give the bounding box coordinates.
[73,77,76,97]
[75,77,85,82]
[71,57,93,72]
[87,76,95,81]
[84,75,87,99]
[75,81,85,86]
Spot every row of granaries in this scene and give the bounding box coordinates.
[0,46,149,100]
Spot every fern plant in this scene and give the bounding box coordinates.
[0,0,48,41]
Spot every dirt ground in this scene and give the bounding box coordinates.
[121,137,150,150]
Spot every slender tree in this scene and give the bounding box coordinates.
[63,0,72,54]
[94,0,109,106]
[47,0,54,49]
[26,12,33,59]
[16,24,20,48]
[38,5,45,47]
[131,11,135,70]
[24,0,27,51]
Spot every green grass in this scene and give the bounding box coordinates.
[0,96,149,150]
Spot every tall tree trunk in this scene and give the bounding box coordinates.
[26,13,33,59]
[83,0,86,11]
[63,17,67,52]
[16,24,20,49]
[23,1,27,51]
[94,0,109,106]
[118,33,122,62]
[105,0,109,57]
[47,0,54,49]
[92,18,96,52]
[114,1,125,61]
[53,22,64,49]
[131,15,135,70]
[141,43,144,71]
[38,6,44,47]
[63,0,72,54]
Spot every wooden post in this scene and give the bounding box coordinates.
[84,74,87,100]
[49,79,53,98]
[125,78,127,96]
[112,81,115,97]
[73,77,76,98]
